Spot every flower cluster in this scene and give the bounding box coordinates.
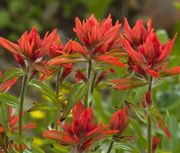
[122,17,178,78]
[43,102,123,152]
[0,14,179,153]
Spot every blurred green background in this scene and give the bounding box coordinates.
[0,0,180,152]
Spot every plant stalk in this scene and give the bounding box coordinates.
[147,76,153,153]
[107,140,114,153]
[19,66,29,153]
[148,113,152,153]
[85,58,92,108]
[55,68,62,130]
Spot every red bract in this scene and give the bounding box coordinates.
[48,35,87,58]
[47,34,87,66]
[0,70,17,93]
[141,91,152,108]
[74,15,121,51]
[123,17,152,46]
[123,29,178,78]
[111,77,148,90]
[109,106,129,134]
[43,102,118,152]
[73,14,125,67]
[152,136,161,153]
[0,26,57,67]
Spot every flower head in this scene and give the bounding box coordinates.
[74,15,121,52]
[123,20,178,78]
[43,102,118,152]
[125,32,176,77]
[109,106,129,134]
[72,14,125,67]
[123,17,152,46]
[0,26,57,67]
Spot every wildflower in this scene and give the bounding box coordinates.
[43,102,118,152]
[122,18,180,78]
[0,26,57,67]
[109,106,129,134]
[72,14,124,67]
[123,17,152,47]
[123,29,178,78]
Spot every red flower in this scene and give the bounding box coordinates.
[72,14,125,67]
[47,34,87,65]
[74,15,121,51]
[45,35,86,77]
[46,15,125,67]
[123,17,152,46]
[0,70,17,93]
[43,102,118,152]
[0,26,57,67]
[123,28,178,78]
[109,106,129,134]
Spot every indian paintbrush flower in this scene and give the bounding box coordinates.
[122,18,180,78]
[0,26,57,67]
[43,102,118,152]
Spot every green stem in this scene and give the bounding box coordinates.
[55,68,62,130]
[148,114,152,153]
[85,58,92,108]
[107,140,114,153]
[19,66,29,153]
[147,76,153,153]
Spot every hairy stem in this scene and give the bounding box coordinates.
[19,66,29,153]
[85,58,92,108]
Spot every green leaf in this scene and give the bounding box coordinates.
[0,68,24,82]
[52,144,69,153]
[29,80,58,104]
[129,118,147,150]
[31,144,45,153]
[0,93,19,108]
[0,103,9,133]
[61,83,87,120]
[30,103,58,111]
[113,142,140,153]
